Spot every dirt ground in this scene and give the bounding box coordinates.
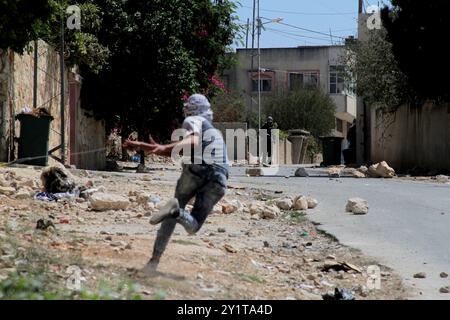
[0,165,411,300]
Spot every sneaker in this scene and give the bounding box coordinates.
[150,198,180,225]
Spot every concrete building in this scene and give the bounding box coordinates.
[222,45,357,140]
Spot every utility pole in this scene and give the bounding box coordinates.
[245,18,250,49]
[257,0,261,133]
[250,0,256,120]
[33,40,38,109]
[60,7,66,164]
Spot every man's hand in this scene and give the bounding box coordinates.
[147,137,170,156]
[123,140,141,151]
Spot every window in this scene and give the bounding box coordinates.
[336,118,344,133]
[289,72,319,90]
[252,79,272,92]
[329,65,345,94]
[250,71,274,92]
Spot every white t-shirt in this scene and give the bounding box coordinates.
[181,116,229,170]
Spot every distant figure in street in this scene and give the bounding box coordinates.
[261,116,277,165]
[343,120,357,165]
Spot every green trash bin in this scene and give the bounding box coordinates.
[321,137,344,166]
[16,113,54,166]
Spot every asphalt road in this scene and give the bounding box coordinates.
[227,171,450,300]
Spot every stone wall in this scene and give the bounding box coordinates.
[73,108,106,170]
[0,49,14,161]
[0,40,69,164]
[371,103,450,172]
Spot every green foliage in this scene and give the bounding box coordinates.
[42,0,111,74]
[306,136,321,163]
[153,289,167,300]
[211,92,247,122]
[0,224,141,300]
[343,28,410,108]
[381,0,449,103]
[0,272,62,300]
[264,89,336,138]
[0,0,53,52]
[232,272,265,284]
[284,211,308,224]
[0,0,110,73]
[80,0,241,138]
[1,0,241,137]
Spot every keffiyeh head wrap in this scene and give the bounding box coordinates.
[183,94,214,122]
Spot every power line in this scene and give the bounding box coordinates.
[265,30,329,46]
[265,27,333,42]
[272,20,348,40]
[239,19,357,34]
[242,5,356,16]
[239,18,355,38]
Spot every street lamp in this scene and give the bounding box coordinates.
[255,13,284,132]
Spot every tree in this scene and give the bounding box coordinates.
[80,0,240,142]
[0,0,52,52]
[381,0,450,103]
[343,29,410,109]
[211,92,247,123]
[0,0,110,74]
[37,0,110,74]
[264,89,336,138]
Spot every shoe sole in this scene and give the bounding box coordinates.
[150,198,180,225]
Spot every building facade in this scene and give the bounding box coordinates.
[223,45,357,140]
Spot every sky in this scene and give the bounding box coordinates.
[233,0,384,48]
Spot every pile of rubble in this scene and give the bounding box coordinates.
[0,171,39,200]
[326,161,397,179]
[219,195,319,220]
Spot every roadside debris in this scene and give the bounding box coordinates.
[306,197,319,209]
[89,193,130,211]
[413,272,427,279]
[221,200,242,214]
[260,205,281,219]
[328,167,342,178]
[80,186,106,200]
[435,175,450,184]
[439,287,450,294]
[276,198,293,211]
[36,219,56,231]
[41,166,76,193]
[367,161,396,178]
[322,261,362,273]
[246,168,263,177]
[223,244,237,253]
[273,195,318,212]
[346,198,369,215]
[440,272,448,278]
[34,191,80,202]
[148,195,161,205]
[322,288,355,300]
[19,107,51,118]
[294,167,309,177]
[0,186,15,196]
[350,168,367,178]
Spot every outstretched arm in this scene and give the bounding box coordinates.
[123,135,199,158]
